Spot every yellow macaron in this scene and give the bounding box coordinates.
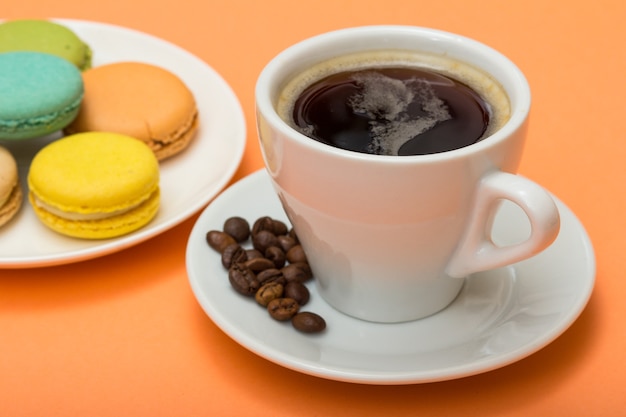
[0,145,22,228]
[28,132,160,239]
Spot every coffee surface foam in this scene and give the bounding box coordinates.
[276,50,511,154]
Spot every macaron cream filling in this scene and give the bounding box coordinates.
[0,182,16,207]
[0,177,17,208]
[30,190,155,221]
[0,183,16,208]
[150,109,198,150]
[1,95,83,132]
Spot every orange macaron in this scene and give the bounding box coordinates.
[65,62,198,161]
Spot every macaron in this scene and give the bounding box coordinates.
[0,145,22,228]
[28,132,160,239]
[0,51,84,140]
[0,19,92,70]
[64,62,198,161]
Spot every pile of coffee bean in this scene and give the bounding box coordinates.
[206,216,326,334]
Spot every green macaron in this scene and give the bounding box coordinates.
[0,51,84,140]
[0,19,92,71]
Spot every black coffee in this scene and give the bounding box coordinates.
[291,67,491,156]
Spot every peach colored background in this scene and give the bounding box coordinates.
[2,0,624,415]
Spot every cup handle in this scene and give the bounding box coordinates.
[445,171,561,278]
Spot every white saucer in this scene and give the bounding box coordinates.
[186,169,595,384]
[0,20,246,268]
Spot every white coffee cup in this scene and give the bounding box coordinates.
[255,25,560,323]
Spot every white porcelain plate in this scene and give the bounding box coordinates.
[186,169,595,384]
[0,19,246,268]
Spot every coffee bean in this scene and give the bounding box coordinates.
[255,282,284,307]
[272,219,289,236]
[252,216,291,237]
[292,312,326,333]
[252,230,279,253]
[277,235,297,253]
[256,268,286,285]
[244,257,275,272]
[228,263,260,296]
[252,216,275,236]
[288,228,299,243]
[284,281,309,306]
[223,216,250,242]
[281,262,313,283]
[206,230,237,253]
[207,215,326,334]
[264,246,286,268]
[221,243,247,269]
[245,249,264,260]
[286,245,308,264]
[267,297,300,321]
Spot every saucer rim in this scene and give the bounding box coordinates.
[186,169,595,384]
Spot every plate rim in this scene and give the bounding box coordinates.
[0,18,247,268]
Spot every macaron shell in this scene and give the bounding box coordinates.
[0,146,22,227]
[28,132,159,214]
[0,183,23,228]
[65,62,198,160]
[0,19,92,70]
[0,52,84,140]
[29,187,159,239]
[0,145,18,204]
